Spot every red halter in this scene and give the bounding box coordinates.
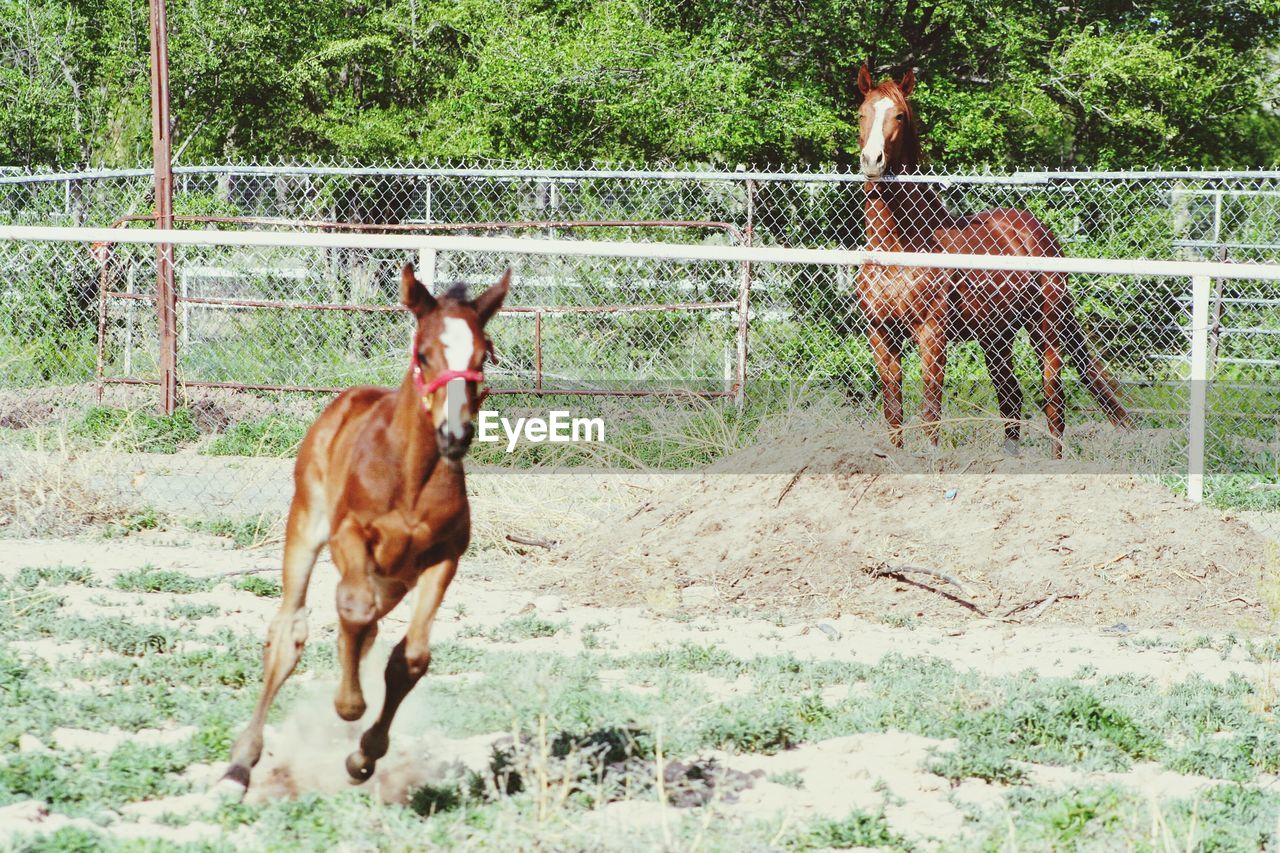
[410,346,486,411]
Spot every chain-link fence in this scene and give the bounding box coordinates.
[0,164,1277,524]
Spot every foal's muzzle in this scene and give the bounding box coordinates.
[437,422,474,460]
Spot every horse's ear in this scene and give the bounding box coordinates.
[857,64,874,95]
[900,68,916,97]
[401,263,437,316]
[472,268,510,326]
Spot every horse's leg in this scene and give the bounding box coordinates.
[1033,315,1066,459]
[868,324,904,447]
[219,484,326,797]
[346,557,458,783]
[330,516,381,721]
[914,315,947,448]
[982,332,1024,455]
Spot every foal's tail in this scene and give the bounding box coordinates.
[1052,287,1132,429]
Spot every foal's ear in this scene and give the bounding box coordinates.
[472,268,511,326]
[899,68,916,97]
[401,263,437,316]
[857,64,874,96]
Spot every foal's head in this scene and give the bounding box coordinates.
[856,65,920,179]
[402,264,510,460]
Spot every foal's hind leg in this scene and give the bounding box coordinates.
[346,557,457,783]
[981,334,1024,455]
[218,488,326,798]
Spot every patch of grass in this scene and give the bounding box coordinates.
[482,614,567,643]
[699,694,828,754]
[165,601,221,621]
[789,812,910,850]
[69,406,200,454]
[972,783,1280,851]
[206,414,309,458]
[234,575,281,598]
[0,742,193,812]
[113,565,214,595]
[768,770,805,789]
[926,739,1027,786]
[13,565,95,589]
[101,507,165,539]
[186,515,280,548]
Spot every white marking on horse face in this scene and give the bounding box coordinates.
[440,317,474,438]
[861,98,895,177]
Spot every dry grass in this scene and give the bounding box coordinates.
[0,439,135,537]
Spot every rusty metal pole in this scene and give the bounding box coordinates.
[149,0,177,414]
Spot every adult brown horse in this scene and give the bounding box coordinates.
[218,264,509,799]
[855,65,1130,456]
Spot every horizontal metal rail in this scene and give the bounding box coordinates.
[12,225,1280,281]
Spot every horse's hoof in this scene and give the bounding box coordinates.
[345,750,375,783]
[212,772,249,804]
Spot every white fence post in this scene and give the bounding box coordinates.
[417,245,437,295]
[1187,274,1212,503]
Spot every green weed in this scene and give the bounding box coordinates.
[114,566,214,595]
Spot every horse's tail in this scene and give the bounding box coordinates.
[1048,276,1132,429]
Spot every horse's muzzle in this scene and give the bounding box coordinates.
[436,422,474,460]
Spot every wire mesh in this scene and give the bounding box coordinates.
[0,164,1276,522]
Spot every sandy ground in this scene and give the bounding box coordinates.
[554,425,1279,631]
[2,533,1278,847]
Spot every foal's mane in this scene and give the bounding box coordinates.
[442,282,470,303]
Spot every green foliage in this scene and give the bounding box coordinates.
[234,576,281,598]
[789,812,909,850]
[185,516,278,548]
[1,1,1277,168]
[13,565,96,589]
[102,508,165,540]
[206,415,308,457]
[926,739,1027,785]
[70,407,200,454]
[165,601,221,621]
[114,566,215,595]
[467,614,567,643]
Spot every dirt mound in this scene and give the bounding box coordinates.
[554,427,1275,630]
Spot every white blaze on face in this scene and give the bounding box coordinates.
[861,98,895,176]
[439,316,474,438]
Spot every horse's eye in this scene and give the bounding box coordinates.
[896,114,906,122]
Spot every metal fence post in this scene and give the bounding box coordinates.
[1187,274,1211,503]
[149,0,177,415]
[418,246,437,295]
[734,178,755,407]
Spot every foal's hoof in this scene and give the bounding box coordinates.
[212,769,249,804]
[345,750,375,783]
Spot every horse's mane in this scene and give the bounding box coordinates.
[442,282,470,302]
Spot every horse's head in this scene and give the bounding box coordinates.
[856,65,919,179]
[402,264,510,461]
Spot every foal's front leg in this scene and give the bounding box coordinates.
[914,316,948,448]
[346,556,458,782]
[330,517,386,722]
[868,324,904,448]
